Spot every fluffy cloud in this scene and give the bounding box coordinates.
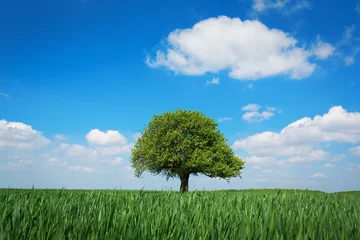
[332,154,346,162]
[286,150,329,163]
[147,16,321,80]
[54,134,67,142]
[242,104,261,112]
[349,146,360,156]
[86,129,127,146]
[68,165,95,173]
[323,163,334,168]
[0,120,50,150]
[206,77,220,85]
[242,111,275,123]
[244,156,276,164]
[233,106,360,157]
[94,145,133,156]
[241,104,276,123]
[312,36,335,60]
[311,173,327,179]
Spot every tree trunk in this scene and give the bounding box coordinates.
[180,173,189,193]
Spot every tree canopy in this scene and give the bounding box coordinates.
[130,109,245,192]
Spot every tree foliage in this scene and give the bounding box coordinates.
[130,109,245,192]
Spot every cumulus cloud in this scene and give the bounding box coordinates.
[206,77,220,85]
[349,146,360,156]
[233,106,360,157]
[312,36,335,60]
[54,143,98,159]
[0,120,50,150]
[218,117,232,123]
[242,104,261,112]
[68,165,95,173]
[244,156,276,164]
[332,154,346,162]
[100,157,123,165]
[86,129,127,146]
[94,144,133,156]
[286,150,329,163]
[54,134,67,142]
[242,111,275,123]
[132,133,142,141]
[6,160,34,171]
[323,163,334,168]
[241,104,276,123]
[311,173,327,179]
[147,16,319,81]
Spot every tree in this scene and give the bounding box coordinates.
[130,109,245,192]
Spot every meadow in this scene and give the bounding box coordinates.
[0,188,359,239]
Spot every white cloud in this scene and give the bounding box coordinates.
[0,120,50,150]
[94,144,133,156]
[86,129,127,146]
[6,160,34,170]
[252,0,311,14]
[0,90,11,100]
[218,117,232,123]
[323,163,335,168]
[312,36,335,60]
[242,111,275,123]
[233,106,360,157]
[68,165,95,173]
[206,77,220,85]
[356,1,360,13]
[147,16,317,81]
[252,0,288,12]
[332,154,346,162]
[349,146,360,156]
[288,0,311,13]
[243,83,254,91]
[100,157,123,165]
[132,133,142,141]
[311,173,327,179]
[287,149,329,163]
[244,156,276,164]
[345,164,360,171]
[54,134,67,142]
[55,143,97,158]
[344,47,360,67]
[242,104,261,112]
[344,56,355,66]
[241,104,276,123]
[338,25,356,46]
[265,106,276,112]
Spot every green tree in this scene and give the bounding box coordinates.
[130,109,245,192]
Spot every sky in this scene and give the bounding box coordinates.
[0,0,360,192]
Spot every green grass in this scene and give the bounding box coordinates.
[1,189,359,239]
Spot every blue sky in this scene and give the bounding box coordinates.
[1,0,360,192]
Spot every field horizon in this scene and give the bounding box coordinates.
[1,187,359,194]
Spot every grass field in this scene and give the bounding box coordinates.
[1,189,359,239]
